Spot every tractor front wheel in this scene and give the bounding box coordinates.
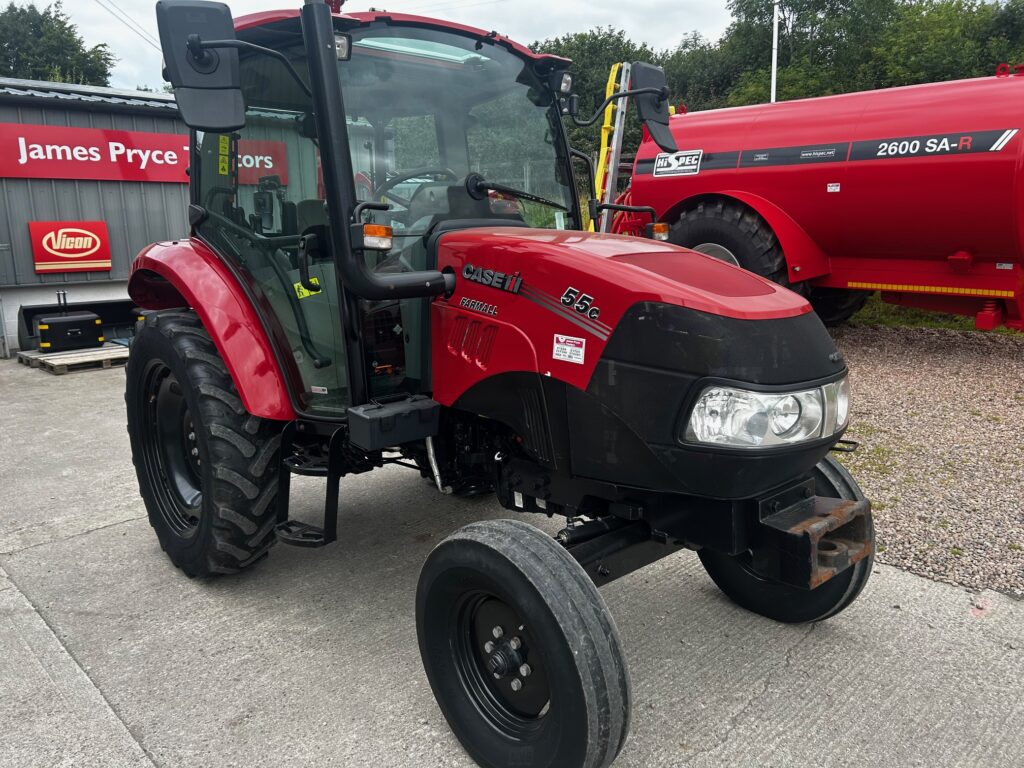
[698,456,874,623]
[417,519,631,768]
[126,310,282,577]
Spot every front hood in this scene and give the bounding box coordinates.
[436,227,810,322]
[431,226,816,406]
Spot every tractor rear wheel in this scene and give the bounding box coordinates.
[417,519,630,768]
[126,310,282,577]
[698,456,874,623]
[669,199,800,290]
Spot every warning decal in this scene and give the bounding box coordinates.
[553,334,586,365]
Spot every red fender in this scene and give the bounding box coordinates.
[709,191,832,282]
[128,239,296,421]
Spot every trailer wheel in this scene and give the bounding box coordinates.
[417,519,630,768]
[669,199,800,289]
[698,456,873,623]
[808,287,872,326]
[126,310,282,578]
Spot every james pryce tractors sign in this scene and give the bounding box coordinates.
[0,123,287,273]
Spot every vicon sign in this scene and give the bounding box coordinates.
[29,221,112,273]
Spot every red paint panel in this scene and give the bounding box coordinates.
[129,239,295,421]
[631,75,1024,273]
[0,123,286,185]
[29,220,111,273]
[431,227,809,404]
[1,123,190,183]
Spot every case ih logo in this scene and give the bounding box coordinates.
[653,149,703,177]
[29,221,112,273]
[462,263,523,293]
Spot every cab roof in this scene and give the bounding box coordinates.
[234,10,569,66]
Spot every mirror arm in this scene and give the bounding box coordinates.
[568,86,668,127]
[352,200,390,222]
[189,36,313,98]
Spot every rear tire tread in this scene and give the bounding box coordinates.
[127,310,281,578]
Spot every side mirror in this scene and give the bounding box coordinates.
[630,61,677,153]
[156,0,245,132]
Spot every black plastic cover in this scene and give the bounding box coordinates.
[347,396,440,451]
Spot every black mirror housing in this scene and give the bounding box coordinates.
[630,61,677,153]
[156,0,245,132]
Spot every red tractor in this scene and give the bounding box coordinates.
[620,74,1024,329]
[127,3,874,766]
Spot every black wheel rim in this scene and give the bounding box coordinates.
[140,361,203,537]
[452,592,551,739]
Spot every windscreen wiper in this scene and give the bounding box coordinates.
[466,172,568,212]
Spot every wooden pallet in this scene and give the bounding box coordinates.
[16,343,129,375]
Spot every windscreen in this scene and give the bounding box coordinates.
[340,24,576,233]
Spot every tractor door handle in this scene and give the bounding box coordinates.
[297,233,321,293]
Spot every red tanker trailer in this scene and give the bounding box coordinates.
[619,74,1024,329]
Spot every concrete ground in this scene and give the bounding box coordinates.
[1,358,1021,768]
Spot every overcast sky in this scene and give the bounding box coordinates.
[66,0,733,90]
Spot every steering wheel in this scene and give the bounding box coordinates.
[373,167,458,208]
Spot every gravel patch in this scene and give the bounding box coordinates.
[833,325,1024,598]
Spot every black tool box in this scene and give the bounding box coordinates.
[34,291,105,352]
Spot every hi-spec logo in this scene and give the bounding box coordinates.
[41,228,101,258]
[29,220,111,273]
[462,264,523,293]
[653,149,703,177]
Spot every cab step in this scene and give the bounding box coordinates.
[275,520,329,548]
[275,421,342,549]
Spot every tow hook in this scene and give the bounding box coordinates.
[752,479,872,589]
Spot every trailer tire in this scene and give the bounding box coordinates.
[669,199,800,290]
[808,287,872,326]
[126,310,282,578]
[698,456,873,623]
[417,519,630,768]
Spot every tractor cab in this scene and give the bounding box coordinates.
[184,8,588,417]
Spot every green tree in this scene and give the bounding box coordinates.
[873,0,1005,87]
[0,1,113,85]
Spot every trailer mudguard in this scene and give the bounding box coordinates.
[128,239,295,421]
[712,190,832,282]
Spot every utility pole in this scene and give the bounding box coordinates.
[770,1,780,103]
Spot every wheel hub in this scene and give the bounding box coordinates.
[141,362,203,537]
[454,596,552,725]
[485,637,524,680]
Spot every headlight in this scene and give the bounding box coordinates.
[684,377,850,449]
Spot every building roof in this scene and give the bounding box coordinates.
[0,77,177,113]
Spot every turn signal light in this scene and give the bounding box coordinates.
[645,222,670,241]
[351,222,393,251]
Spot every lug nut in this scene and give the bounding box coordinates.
[484,641,495,654]
[510,679,522,692]
[509,637,521,650]
[492,626,504,639]
[519,664,531,677]
[191,448,199,456]
[188,432,195,441]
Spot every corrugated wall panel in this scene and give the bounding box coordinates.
[0,101,190,288]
